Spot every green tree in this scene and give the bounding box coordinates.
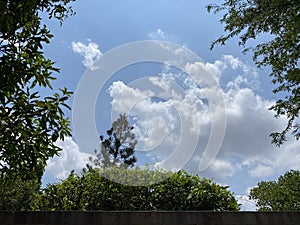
[250,170,300,211]
[0,178,40,211]
[33,168,240,211]
[207,0,300,146]
[92,114,137,168]
[33,168,152,210]
[150,170,239,211]
[0,0,75,182]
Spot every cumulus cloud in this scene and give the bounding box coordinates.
[219,75,300,180]
[109,81,154,114]
[108,61,223,171]
[108,80,180,155]
[71,40,102,70]
[185,61,222,86]
[43,137,91,182]
[106,54,300,183]
[204,158,236,180]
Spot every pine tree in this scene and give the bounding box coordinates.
[91,114,137,168]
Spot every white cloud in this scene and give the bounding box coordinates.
[236,194,258,211]
[109,80,154,114]
[109,80,180,154]
[273,140,300,171]
[148,28,166,40]
[222,55,260,90]
[102,53,300,187]
[204,158,236,180]
[109,76,205,170]
[43,137,91,182]
[219,76,300,180]
[71,40,102,70]
[185,61,222,86]
[222,87,278,157]
[249,164,274,178]
[223,55,244,70]
[148,28,177,42]
[236,186,258,211]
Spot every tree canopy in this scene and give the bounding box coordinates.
[33,168,240,211]
[250,170,300,211]
[0,0,75,181]
[207,0,300,146]
[0,177,40,211]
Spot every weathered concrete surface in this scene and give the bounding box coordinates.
[0,211,300,225]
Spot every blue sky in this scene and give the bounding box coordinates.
[41,0,300,211]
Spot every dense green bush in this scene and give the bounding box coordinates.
[33,167,240,211]
[0,178,40,211]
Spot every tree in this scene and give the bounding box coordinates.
[150,170,239,211]
[250,170,300,211]
[33,168,240,211]
[0,0,75,182]
[0,178,40,211]
[91,114,137,168]
[207,0,300,146]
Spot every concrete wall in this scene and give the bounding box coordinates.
[1,211,300,225]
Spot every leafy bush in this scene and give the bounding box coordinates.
[33,167,240,211]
